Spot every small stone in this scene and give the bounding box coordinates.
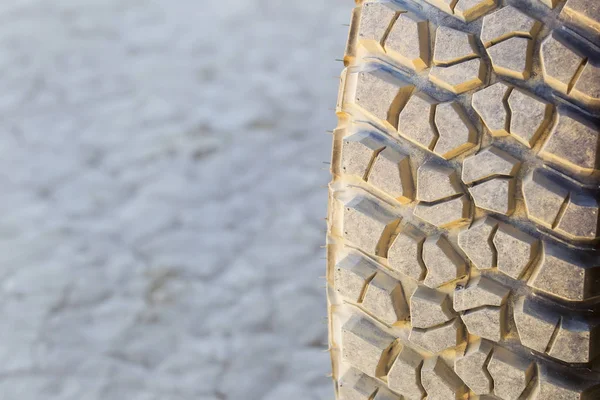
[472,82,511,136]
[481,6,540,46]
[433,102,478,159]
[423,234,467,288]
[541,32,584,93]
[410,286,456,328]
[385,13,430,71]
[522,169,569,229]
[429,58,485,94]
[462,146,520,184]
[458,217,498,271]
[461,306,505,341]
[410,318,464,353]
[421,356,467,400]
[514,296,560,353]
[493,223,539,279]
[397,93,437,150]
[469,178,515,215]
[368,148,414,203]
[387,224,426,281]
[334,253,378,302]
[342,315,397,377]
[487,37,533,80]
[455,339,494,395]
[362,272,409,325]
[433,26,477,65]
[387,345,425,399]
[453,276,510,312]
[488,347,535,400]
[413,195,471,228]
[416,162,462,202]
[508,88,552,148]
[539,112,599,179]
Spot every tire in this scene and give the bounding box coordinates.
[326,1,600,399]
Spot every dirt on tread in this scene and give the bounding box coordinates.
[326,1,600,399]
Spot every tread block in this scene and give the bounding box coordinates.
[410,286,456,329]
[514,296,561,354]
[458,217,498,271]
[433,26,477,65]
[487,36,534,80]
[555,193,599,241]
[455,339,494,395]
[570,61,600,109]
[433,102,478,159]
[409,318,465,353]
[461,305,505,341]
[387,224,426,281]
[493,223,539,280]
[338,367,380,400]
[416,161,463,203]
[522,168,569,229]
[385,13,430,71]
[454,276,510,312]
[480,5,541,46]
[362,272,409,324]
[387,344,425,399]
[397,93,438,151]
[540,32,585,94]
[547,318,599,364]
[507,88,552,148]
[429,58,486,94]
[453,0,497,22]
[368,147,414,203]
[357,2,400,45]
[341,315,397,377]
[469,178,516,215]
[343,195,400,256]
[355,69,414,126]
[528,244,599,302]
[560,0,600,40]
[487,347,535,400]
[423,234,467,288]
[539,112,600,180]
[462,146,521,185]
[341,132,383,179]
[472,82,511,136]
[334,253,378,302]
[535,365,600,399]
[421,356,467,400]
[413,195,471,228]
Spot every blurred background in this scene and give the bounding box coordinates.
[0,0,349,398]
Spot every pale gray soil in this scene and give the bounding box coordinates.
[0,1,348,398]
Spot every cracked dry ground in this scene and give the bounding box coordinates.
[0,0,348,399]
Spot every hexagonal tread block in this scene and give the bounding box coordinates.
[362,272,409,325]
[488,347,535,400]
[480,5,541,46]
[433,102,478,159]
[387,224,426,281]
[421,356,467,400]
[547,318,599,364]
[343,195,401,257]
[469,178,516,215]
[487,36,534,80]
[429,58,486,94]
[458,217,498,271]
[416,162,462,202]
[334,253,378,302]
[455,339,494,395]
[454,276,510,312]
[355,69,414,126]
[560,0,600,43]
[508,88,553,147]
[341,132,384,179]
[493,223,539,279]
[387,344,425,399]
[397,93,438,150]
[341,315,397,377]
[522,169,569,229]
[539,112,600,179]
[410,286,456,329]
[472,82,511,136]
[338,367,380,400]
[357,1,401,45]
[541,32,585,94]
[528,244,599,302]
[368,147,414,203]
[461,306,505,341]
[414,195,471,228]
[410,318,465,353]
[433,26,477,65]
[423,234,467,288]
[385,13,430,71]
[462,146,520,185]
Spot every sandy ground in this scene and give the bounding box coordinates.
[0,0,349,398]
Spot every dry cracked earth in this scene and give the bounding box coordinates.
[0,0,348,398]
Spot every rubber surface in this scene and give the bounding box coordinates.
[326,1,600,399]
